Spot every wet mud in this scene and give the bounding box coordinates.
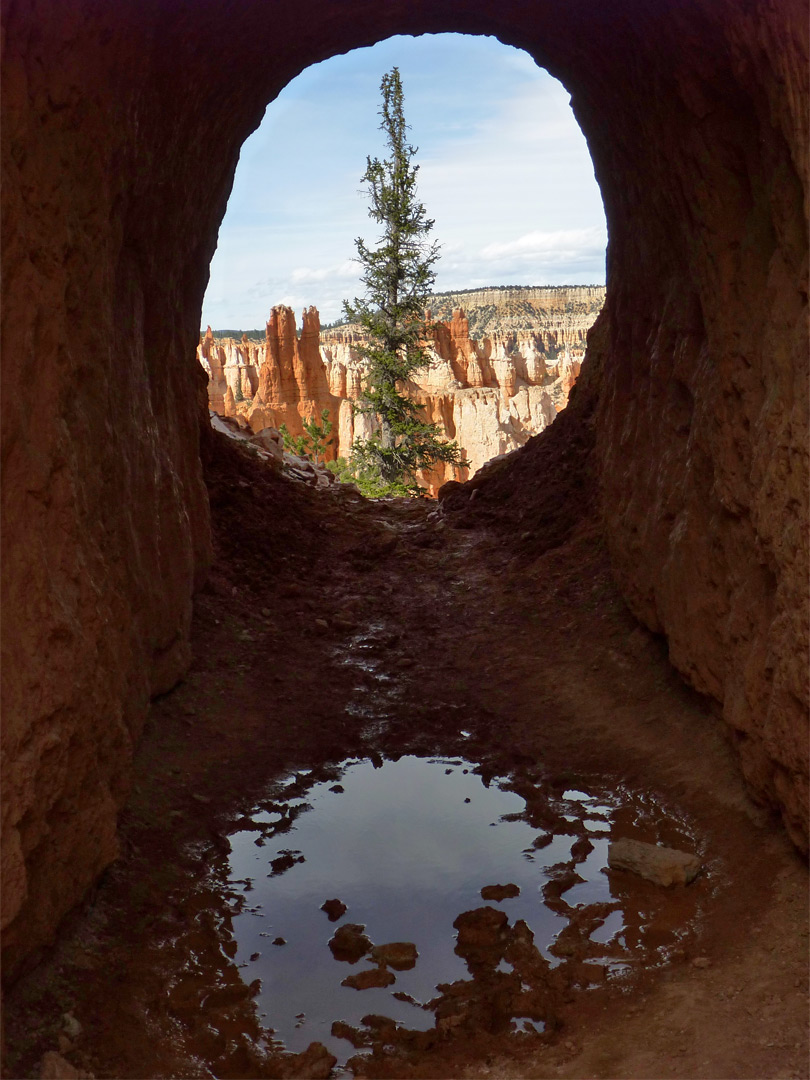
[3,434,806,1080]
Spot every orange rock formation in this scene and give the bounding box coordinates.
[200,305,585,493]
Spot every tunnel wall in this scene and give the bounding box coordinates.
[1,0,807,976]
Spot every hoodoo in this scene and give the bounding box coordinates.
[2,0,807,996]
[200,294,595,493]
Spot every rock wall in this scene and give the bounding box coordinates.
[2,0,806,980]
[200,305,584,492]
[426,284,605,340]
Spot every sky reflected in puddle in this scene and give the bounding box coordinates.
[225,755,702,1062]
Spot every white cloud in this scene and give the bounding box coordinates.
[202,34,607,329]
[480,226,606,261]
[289,260,358,283]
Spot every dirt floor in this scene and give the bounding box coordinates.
[3,431,808,1080]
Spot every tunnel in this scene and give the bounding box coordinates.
[1,0,807,1029]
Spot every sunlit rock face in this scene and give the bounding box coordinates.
[1,0,806,977]
[199,302,586,493]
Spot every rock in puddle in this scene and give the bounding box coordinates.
[331,1021,369,1048]
[342,967,396,990]
[320,898,347,921]
[270,850,305,875]
[329,923,372,963]
[481,883,520,901]
[607,837,701,886]
[370,941,419,970]
[453,907,509,950]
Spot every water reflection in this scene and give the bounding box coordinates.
[219,756,704,1063]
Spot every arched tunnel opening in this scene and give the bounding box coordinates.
[198,32,608,498]
[1,2,807,1078]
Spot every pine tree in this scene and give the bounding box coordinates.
[344,67,467,496]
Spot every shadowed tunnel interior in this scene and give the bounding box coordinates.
[1,0,807,995]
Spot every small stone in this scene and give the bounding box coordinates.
[370,942,418,970]
[607,837,701,886]
[62,1013,82,1039]
[691,956,711,968]
[191,793,210,804]
[270,851,304,875]
[321,898,348,921]
[359,1014,398,1032]
[273,937,287,946]
[331,1021,368,1048]
[481,883,520,901]
[531,833,553,849]
[329,923,372,963]
[570,836,594,860]
[329,785,345,794]
[341,967,396,990]
[453,906,509,950]
[395,656,415,669]
[249,952,261,962]
[314,618,329,631]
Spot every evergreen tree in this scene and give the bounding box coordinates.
[344,67,467,496]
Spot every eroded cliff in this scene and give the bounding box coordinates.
[200,303,587,492]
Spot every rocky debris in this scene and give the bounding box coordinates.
[209,410,339,489]
[481,883,520,901]
[61,1014,82,1039]
[607,837,701,886]
[331,1021,369,1049]
[278,1041,336,1079]
[341,967,396,990]
[570,835,594,860]
[453,907,509,959]
[542,869,583,909]
[204,978,261,1009]
[328,923,372,963]
[269,850,305,875]
[38,1052,94,1079]
[320,898,347,921]
[529,832,553,850]
[370,941,418,970]
[249,426,284,465]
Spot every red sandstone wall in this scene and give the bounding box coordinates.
[2,0,806,977]
[575,1,809,849]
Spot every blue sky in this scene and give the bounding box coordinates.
[201,34,606,330]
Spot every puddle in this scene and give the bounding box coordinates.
[219,755,706,1065]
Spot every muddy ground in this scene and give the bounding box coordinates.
[4,431,808,1079]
